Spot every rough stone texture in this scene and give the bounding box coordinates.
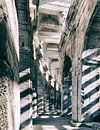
[0,0,20,130]
[0,81,8,129]
[0,60,20,130]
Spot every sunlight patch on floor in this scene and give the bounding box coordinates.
[63,125,79,129]
[40,116,49,119]
[42,125,59,130]
[33,125,58,130]
[52,115,60,118]
[33,125,80,130]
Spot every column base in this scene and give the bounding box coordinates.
[70,120,82,127]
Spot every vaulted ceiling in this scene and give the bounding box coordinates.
[30,0,71,50]
[38,0,71,49]
[30,0,72,76]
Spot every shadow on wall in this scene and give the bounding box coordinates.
[62,55,72,117]
[81,3,100,122]
[33,67,52,116]
[32,60,62,121]
[19,49,32,129]
[82,49,100,122]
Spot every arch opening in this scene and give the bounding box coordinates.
[61,55,72,116]
[62,55,72,80]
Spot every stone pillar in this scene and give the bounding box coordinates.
[71,60,82,125]
[61,84,64,115]
[17,0,33,129]
[54,81,56,109]
[19,50,32,130]
[20,79,33,130]
[12,81,20,130]
[71,34,82,125]
[31,61,38,119]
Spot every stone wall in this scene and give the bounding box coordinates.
[0,0,19,82]
[59,0,99,122]
[0,0,20,130]
[17,0,33,129]
[0,78,8,129]
[0,61,20,130]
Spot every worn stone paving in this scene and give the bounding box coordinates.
[32,113,99,130]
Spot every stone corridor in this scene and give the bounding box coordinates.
[0,0,100,130]
[33,113,94,130]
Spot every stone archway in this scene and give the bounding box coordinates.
[61,55,72,116]
[68,1,99,124]
[81,2,100,121]
[62,55,72,81]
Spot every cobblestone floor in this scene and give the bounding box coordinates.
[32,113,99,130]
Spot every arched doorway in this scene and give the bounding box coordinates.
[61,55,72,116]
[81,3,100,121]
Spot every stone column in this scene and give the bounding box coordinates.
[71,32,82,125]
[71,60,82,125]
[31,61,38,119]
[61,84,64,115]
[17,0,33,129]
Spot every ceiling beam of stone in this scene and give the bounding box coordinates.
[31,0,71,63]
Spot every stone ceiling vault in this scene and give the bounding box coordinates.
[30,0,72,79]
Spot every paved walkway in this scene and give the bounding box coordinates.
[33,113,94,130]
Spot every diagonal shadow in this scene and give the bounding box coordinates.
[82,48,100,121]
